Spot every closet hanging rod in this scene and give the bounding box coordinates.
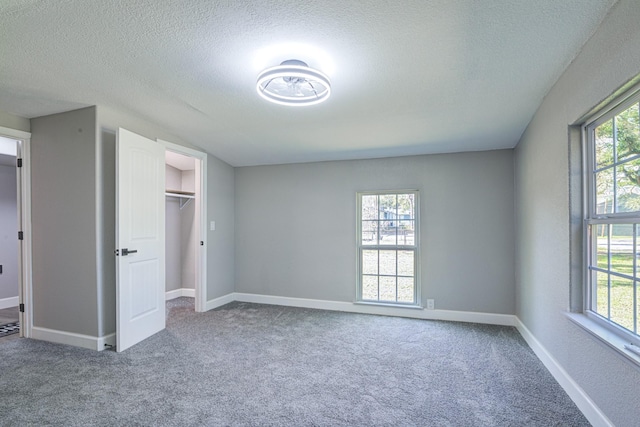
[165,191,195,199]
[165,191,195,209]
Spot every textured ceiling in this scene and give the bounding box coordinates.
[0,0,617,166]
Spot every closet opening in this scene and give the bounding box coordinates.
[164,148,206,312]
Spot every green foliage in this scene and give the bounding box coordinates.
[595,103,640,213]
[595,252,636,332]
[615,103,640,159]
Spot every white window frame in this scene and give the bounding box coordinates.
[356,190,420,307]
[583,91,640,348]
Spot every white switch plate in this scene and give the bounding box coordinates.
[210,221,215,231]
[426,299,435,310]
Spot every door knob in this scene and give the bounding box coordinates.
[122,248,138,256]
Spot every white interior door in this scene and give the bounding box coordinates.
[116,128,166,352]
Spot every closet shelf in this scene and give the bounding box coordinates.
[166,190,195,209]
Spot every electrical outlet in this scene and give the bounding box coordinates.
[426,299,435,310]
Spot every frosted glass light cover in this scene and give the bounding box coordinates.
[256,61,331,106]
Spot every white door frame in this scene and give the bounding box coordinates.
[159,140,208,313]
[0,125,32,338]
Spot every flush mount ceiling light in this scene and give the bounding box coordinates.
[256,60,331,107]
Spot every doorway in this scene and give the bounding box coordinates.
[0,126,32,341]
[0,136,19,339]
[162,140,207,313]
[165,151,197,306]
[116,130,207,352]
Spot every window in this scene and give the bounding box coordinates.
[357,191,419,306]
[585,94,640,344]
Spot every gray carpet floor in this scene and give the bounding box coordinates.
[0,298,589,426]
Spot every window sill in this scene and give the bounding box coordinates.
[354,301,423,310]
[565,312,640,369]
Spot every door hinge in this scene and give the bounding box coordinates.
[16,158,22,168]
[19,303,24,313]
[18,231,23,240]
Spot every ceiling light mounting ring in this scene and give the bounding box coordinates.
[256,59,331,107]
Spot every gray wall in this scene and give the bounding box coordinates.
[98,129,116,337]
[166,165,182,292]
[235,150,515,313]
[207,155,235,299]
[0,163,18,300]
[514,1,640,425]
[31,106,99,336]
[181,170,196,290]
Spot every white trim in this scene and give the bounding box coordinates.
[515,318,613,427]
[18,138,32,338]
[166,289,182,300]
[31,327,115,352]
[159,139,208,313]
[232,293,516,326]
[204,293,236,311]
[566,312,640,368]
[165,288,196,300]
[0,125,31,140]
[0,296,19,310]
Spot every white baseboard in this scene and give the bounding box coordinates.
[0,296,19,310]
[204,293,236,311]
[165,288,195,300]
[515,318,613,427]
[231,293,516,326]
[31,326,115,352]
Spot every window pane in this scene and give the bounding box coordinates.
[379,223,397,245]
[595,225,609,270]
[398,221,415,246]
[587,99,640,339]
[616,159,640,213]
[379,276,396,302]
[362,221,378,245]
[362,275,378,301]
[595,271,609,318]
[379,250,396,276]
[379,194,397,219]
[615,103,640,162]
[595,168,614,214]
[358,191,418,305]
[362,250,378,275]
[397,277,414,303]
[636,280,639,334]
[635,225,640,278]
[397,193,415,219]
[595,119,613,168]
[397,250,414,277]
[610,224,633,277]
[611,276,634,331]
[361,195,378,220]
